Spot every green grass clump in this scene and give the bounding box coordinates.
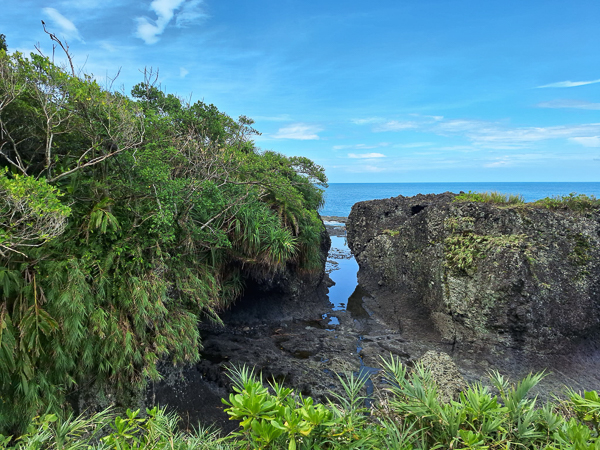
[454,191,600,212]
[534,193,600,211]
[4,357,599,450]
[454,191,525,205]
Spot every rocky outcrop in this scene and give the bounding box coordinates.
[347,193,600,354]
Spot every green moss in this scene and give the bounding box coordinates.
[444,227,526,276]
[570,233,591,266]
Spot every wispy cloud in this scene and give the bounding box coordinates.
[484,159,511,168]
[569,136,600,148]
[252,114,293,122]
[179,67,189,77]
[393,142,433,148]
[347,164,387,173]
[351,117,385,125]
[272,123,322,140]
[348,153,386,159]
[175,0,207,27]
[43,8,84,42]
[373,120,419,132]
[135,0,191,44]
[464,123,600,148]
[537,79,600,88]
[58,0,119,9]
[536,99,600,110]
[369,113,600,150]
[333,143,389,150]
[372,115,443,133]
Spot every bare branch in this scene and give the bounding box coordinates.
[41,20,75,77]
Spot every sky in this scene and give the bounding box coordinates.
[2,0,600,182]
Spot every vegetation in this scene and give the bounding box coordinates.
[454,191,525,205]
[443,217,526,275]
[2,357,600,449]
[0,45,327,433]
[454,191,600,211]
[534,193,600,212]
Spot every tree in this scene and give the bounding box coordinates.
[0,52,327,434]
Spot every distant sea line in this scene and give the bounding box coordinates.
[320,182,600,218]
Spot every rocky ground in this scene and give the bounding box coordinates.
[149,213,600,433]
[149,219,447,432]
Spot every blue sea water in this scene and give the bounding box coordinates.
[320,182,600,217]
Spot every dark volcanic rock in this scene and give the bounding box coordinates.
[347,193,600,354]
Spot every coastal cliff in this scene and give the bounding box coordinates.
[347,193,600,354]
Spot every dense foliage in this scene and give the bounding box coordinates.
[0,49,327,433]
[2,358,600,449]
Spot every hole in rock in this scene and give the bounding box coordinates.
[411,204,426,215]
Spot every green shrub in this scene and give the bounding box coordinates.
[534,193,600,211]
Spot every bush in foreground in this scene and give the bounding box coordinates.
[2,356,599,449]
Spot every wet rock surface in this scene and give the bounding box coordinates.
[150,279,442,432]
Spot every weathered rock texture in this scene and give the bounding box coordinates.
[418,351,467,403]
[347,193,600,354]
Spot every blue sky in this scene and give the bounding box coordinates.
[2,0,600,182]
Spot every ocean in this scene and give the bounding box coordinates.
[320,182,600,217]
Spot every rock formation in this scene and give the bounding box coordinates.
[347,193,600,354]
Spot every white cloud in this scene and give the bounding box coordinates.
[569,136,600,147]
[393,142,433,148]
[536,99,600,110]
[484,160,511,168]
[42,8,84,42]
[252,114,292,122]
[348,153,386,159]
[135,0,186,44]
[466,123,600,148]
[537,79,600,88]
[366,113,600,151]
[272,123,322,140]
[351,117,384,125]
[99,41,117,52]
[59,0,118,9]
[374,120,419,132]
[175,0,207,27]
[347,164,387,173]
[333,143,389,150]
[363,165,386,172]
[180,67,189,77]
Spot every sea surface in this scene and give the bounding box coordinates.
[320,182,600,217]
